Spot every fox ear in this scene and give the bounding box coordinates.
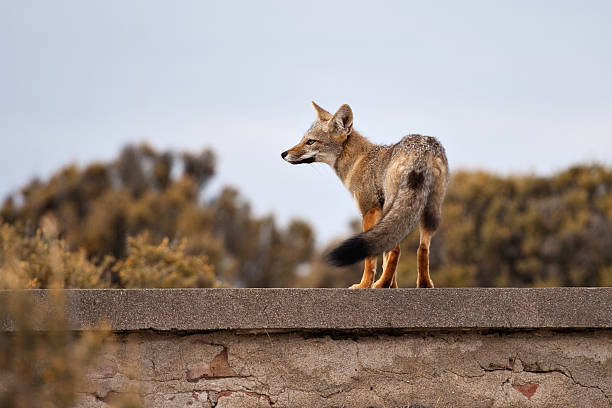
[330,104,353,139]
[312,101,332,121]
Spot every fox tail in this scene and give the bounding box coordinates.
[325,169,431,266]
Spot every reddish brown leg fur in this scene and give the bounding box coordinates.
[383,249,400,288]
[373,245,400,288]
[349,208,381,289]
[390,271,398,288]
[416,227,434,288]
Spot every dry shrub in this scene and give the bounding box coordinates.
[0,216,220,290]
[115,232,219,288]
[0,259,109,407]
[0,219,107,290]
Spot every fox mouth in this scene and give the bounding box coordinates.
[291,157,315,164]
[282,151,316,164]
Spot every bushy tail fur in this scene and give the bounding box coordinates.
[325,168,432,266]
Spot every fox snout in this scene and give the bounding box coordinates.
[281,149,294,163]
[281,147,315,165]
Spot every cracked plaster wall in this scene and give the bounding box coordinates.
[76,329,611,408]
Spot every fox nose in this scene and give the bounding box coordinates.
[281,151,288,159]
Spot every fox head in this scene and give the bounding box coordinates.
[281,102,353,166]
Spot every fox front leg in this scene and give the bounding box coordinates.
[349,208,381,289]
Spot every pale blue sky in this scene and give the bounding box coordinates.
[1,1,611,243]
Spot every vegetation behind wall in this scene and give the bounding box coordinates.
[2,144,611,289]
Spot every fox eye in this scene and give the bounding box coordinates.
[305,139,317,145]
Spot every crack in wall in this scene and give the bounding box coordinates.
[82,330,611,408]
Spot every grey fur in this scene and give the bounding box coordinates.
[337,135,448,263]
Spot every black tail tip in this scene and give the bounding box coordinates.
[325,236,369,266]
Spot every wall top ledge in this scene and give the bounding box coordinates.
[1,288,610,331]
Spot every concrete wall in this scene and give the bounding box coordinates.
[2,288,611,408]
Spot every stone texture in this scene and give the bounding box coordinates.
[186,348,236,381]
[513,383,539,399]
[2,288,611,407]
[1,288,611,331]
[76,329,611,408]
[215,391,271,408]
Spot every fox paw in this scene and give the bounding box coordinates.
[417,279,435,288]
[349,282,372,289]
[372,279,392,288]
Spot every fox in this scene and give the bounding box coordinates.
[281,102,449,288]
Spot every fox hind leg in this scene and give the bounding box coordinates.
[416,199,443,288]
[416,228,434,288]
[416,165,446,288]
[349,207,381,289]
[373,244,400,288]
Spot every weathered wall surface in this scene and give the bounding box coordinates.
[1,288,611,407]
[77,329,611,408]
